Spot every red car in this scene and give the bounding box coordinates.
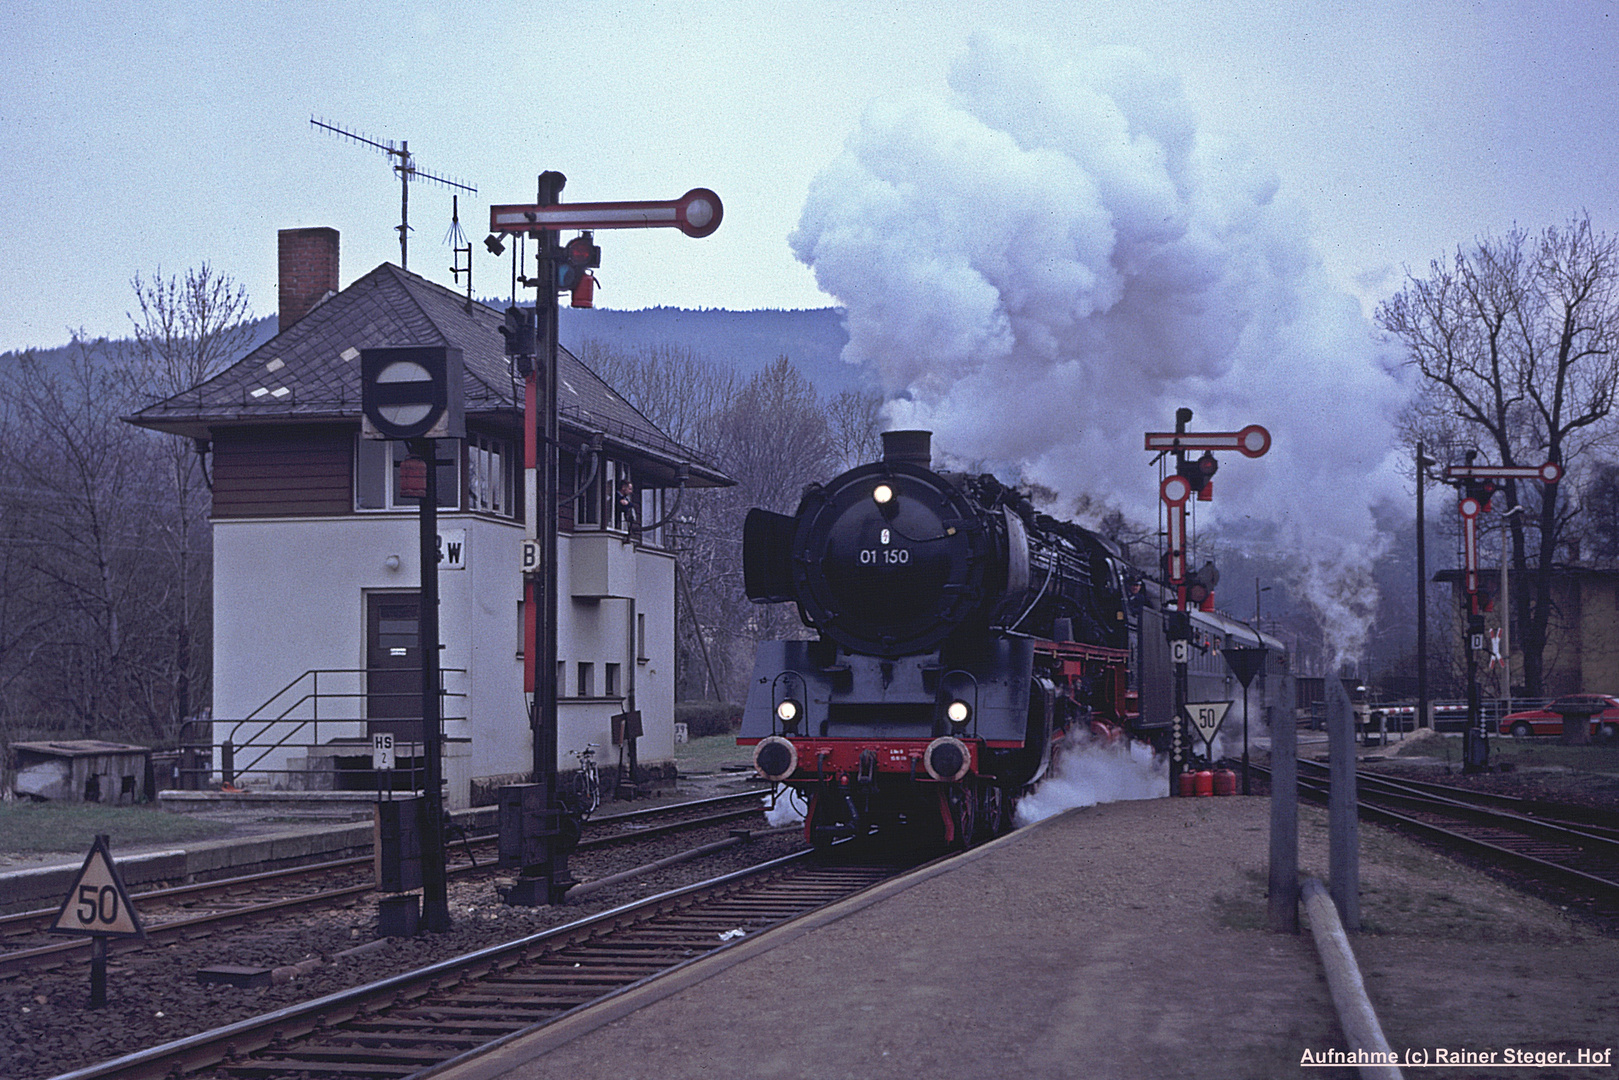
[1499,694,1619,740]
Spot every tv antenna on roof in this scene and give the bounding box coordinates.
[311,117,476,272]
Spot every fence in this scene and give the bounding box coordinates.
[1300,697,1551,735]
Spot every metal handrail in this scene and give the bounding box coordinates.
[178,668,467,789]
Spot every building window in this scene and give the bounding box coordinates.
[575,457,638,534]
[467,433,516,518]
[356,437,459,511]
[638,485,666,547]
[637,613,647,661]
[605,662,621,698]
[574,455,602,527]
[577,662,595,698]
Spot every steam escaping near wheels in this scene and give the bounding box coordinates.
[1014,728,1167,827]
[764,784,808,827]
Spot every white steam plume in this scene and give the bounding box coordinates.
[792,35,1410,662]
[763,783,807,827]
[1014,728,1167,825]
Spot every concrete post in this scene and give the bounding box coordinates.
[1326,674,1359,930]
[1268,670,1298,932]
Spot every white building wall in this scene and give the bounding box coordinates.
[553,535,678,774]
[212,511,678,808]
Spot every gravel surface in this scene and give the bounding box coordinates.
[483,795,1619,1080]
[1,816,805,1080]
[8,749,1619,1080]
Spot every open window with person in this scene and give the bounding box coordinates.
[615,475,640,535]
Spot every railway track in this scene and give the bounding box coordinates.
[46,849,903,1080]
[0,791,769,983]
[1266,760,1619,907]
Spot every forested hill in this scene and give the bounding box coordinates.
[4,306,866,397]
[0,315,281,376]
[559,306,867,395]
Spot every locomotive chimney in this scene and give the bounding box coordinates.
[881,430,932,467]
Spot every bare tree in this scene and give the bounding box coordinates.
[713,356,837,513]
[578,339,735,452]
[0,336,171,736]
[825,388,884,469]
[1580,461,1619,563]
[1378,215,1619,697]
[122,264,256,731]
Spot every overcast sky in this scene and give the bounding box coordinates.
[3,0,1615,355]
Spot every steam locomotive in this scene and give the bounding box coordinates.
[738,430,1282,849]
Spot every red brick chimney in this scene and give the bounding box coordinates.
[278,228,340,333]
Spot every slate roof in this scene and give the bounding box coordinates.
[125,263,730,487]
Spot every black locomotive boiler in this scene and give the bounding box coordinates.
[739,430,1143,849]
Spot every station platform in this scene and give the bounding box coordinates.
[432,797,1355,1080]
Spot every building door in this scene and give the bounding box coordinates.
[367,593,422,740]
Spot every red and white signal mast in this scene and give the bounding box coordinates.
[1144,408,1270,792]
[1444,452,1562,773]
[491,175,723,905]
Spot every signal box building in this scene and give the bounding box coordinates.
[127,228,730,808]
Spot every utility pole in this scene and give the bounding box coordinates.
[1416,442,1435,729]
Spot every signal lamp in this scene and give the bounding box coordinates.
[558,232,602,291]
[775,698,802,733]
[946,700,971,726]
[399,455,429,500]
[1177,450,1219,498]
[872,483,894,505]
[1186,560,1220,609]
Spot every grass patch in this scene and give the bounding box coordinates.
[674,732,754,776]
[0,802,236,855]
[1394,731,1619,773]
[1488,738,1619,774]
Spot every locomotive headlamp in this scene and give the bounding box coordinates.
[872,483,894,505]
[775,698,802,732]
[946,700,971,726]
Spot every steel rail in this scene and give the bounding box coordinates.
[1296,758,1619,833]
[2,791,768,981]
[45,847,902,1080]
[1261,763,1619,905]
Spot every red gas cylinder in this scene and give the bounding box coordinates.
[1213,768,1238,796]
[1177,772,1197,797]
[1193,770,1215,797]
